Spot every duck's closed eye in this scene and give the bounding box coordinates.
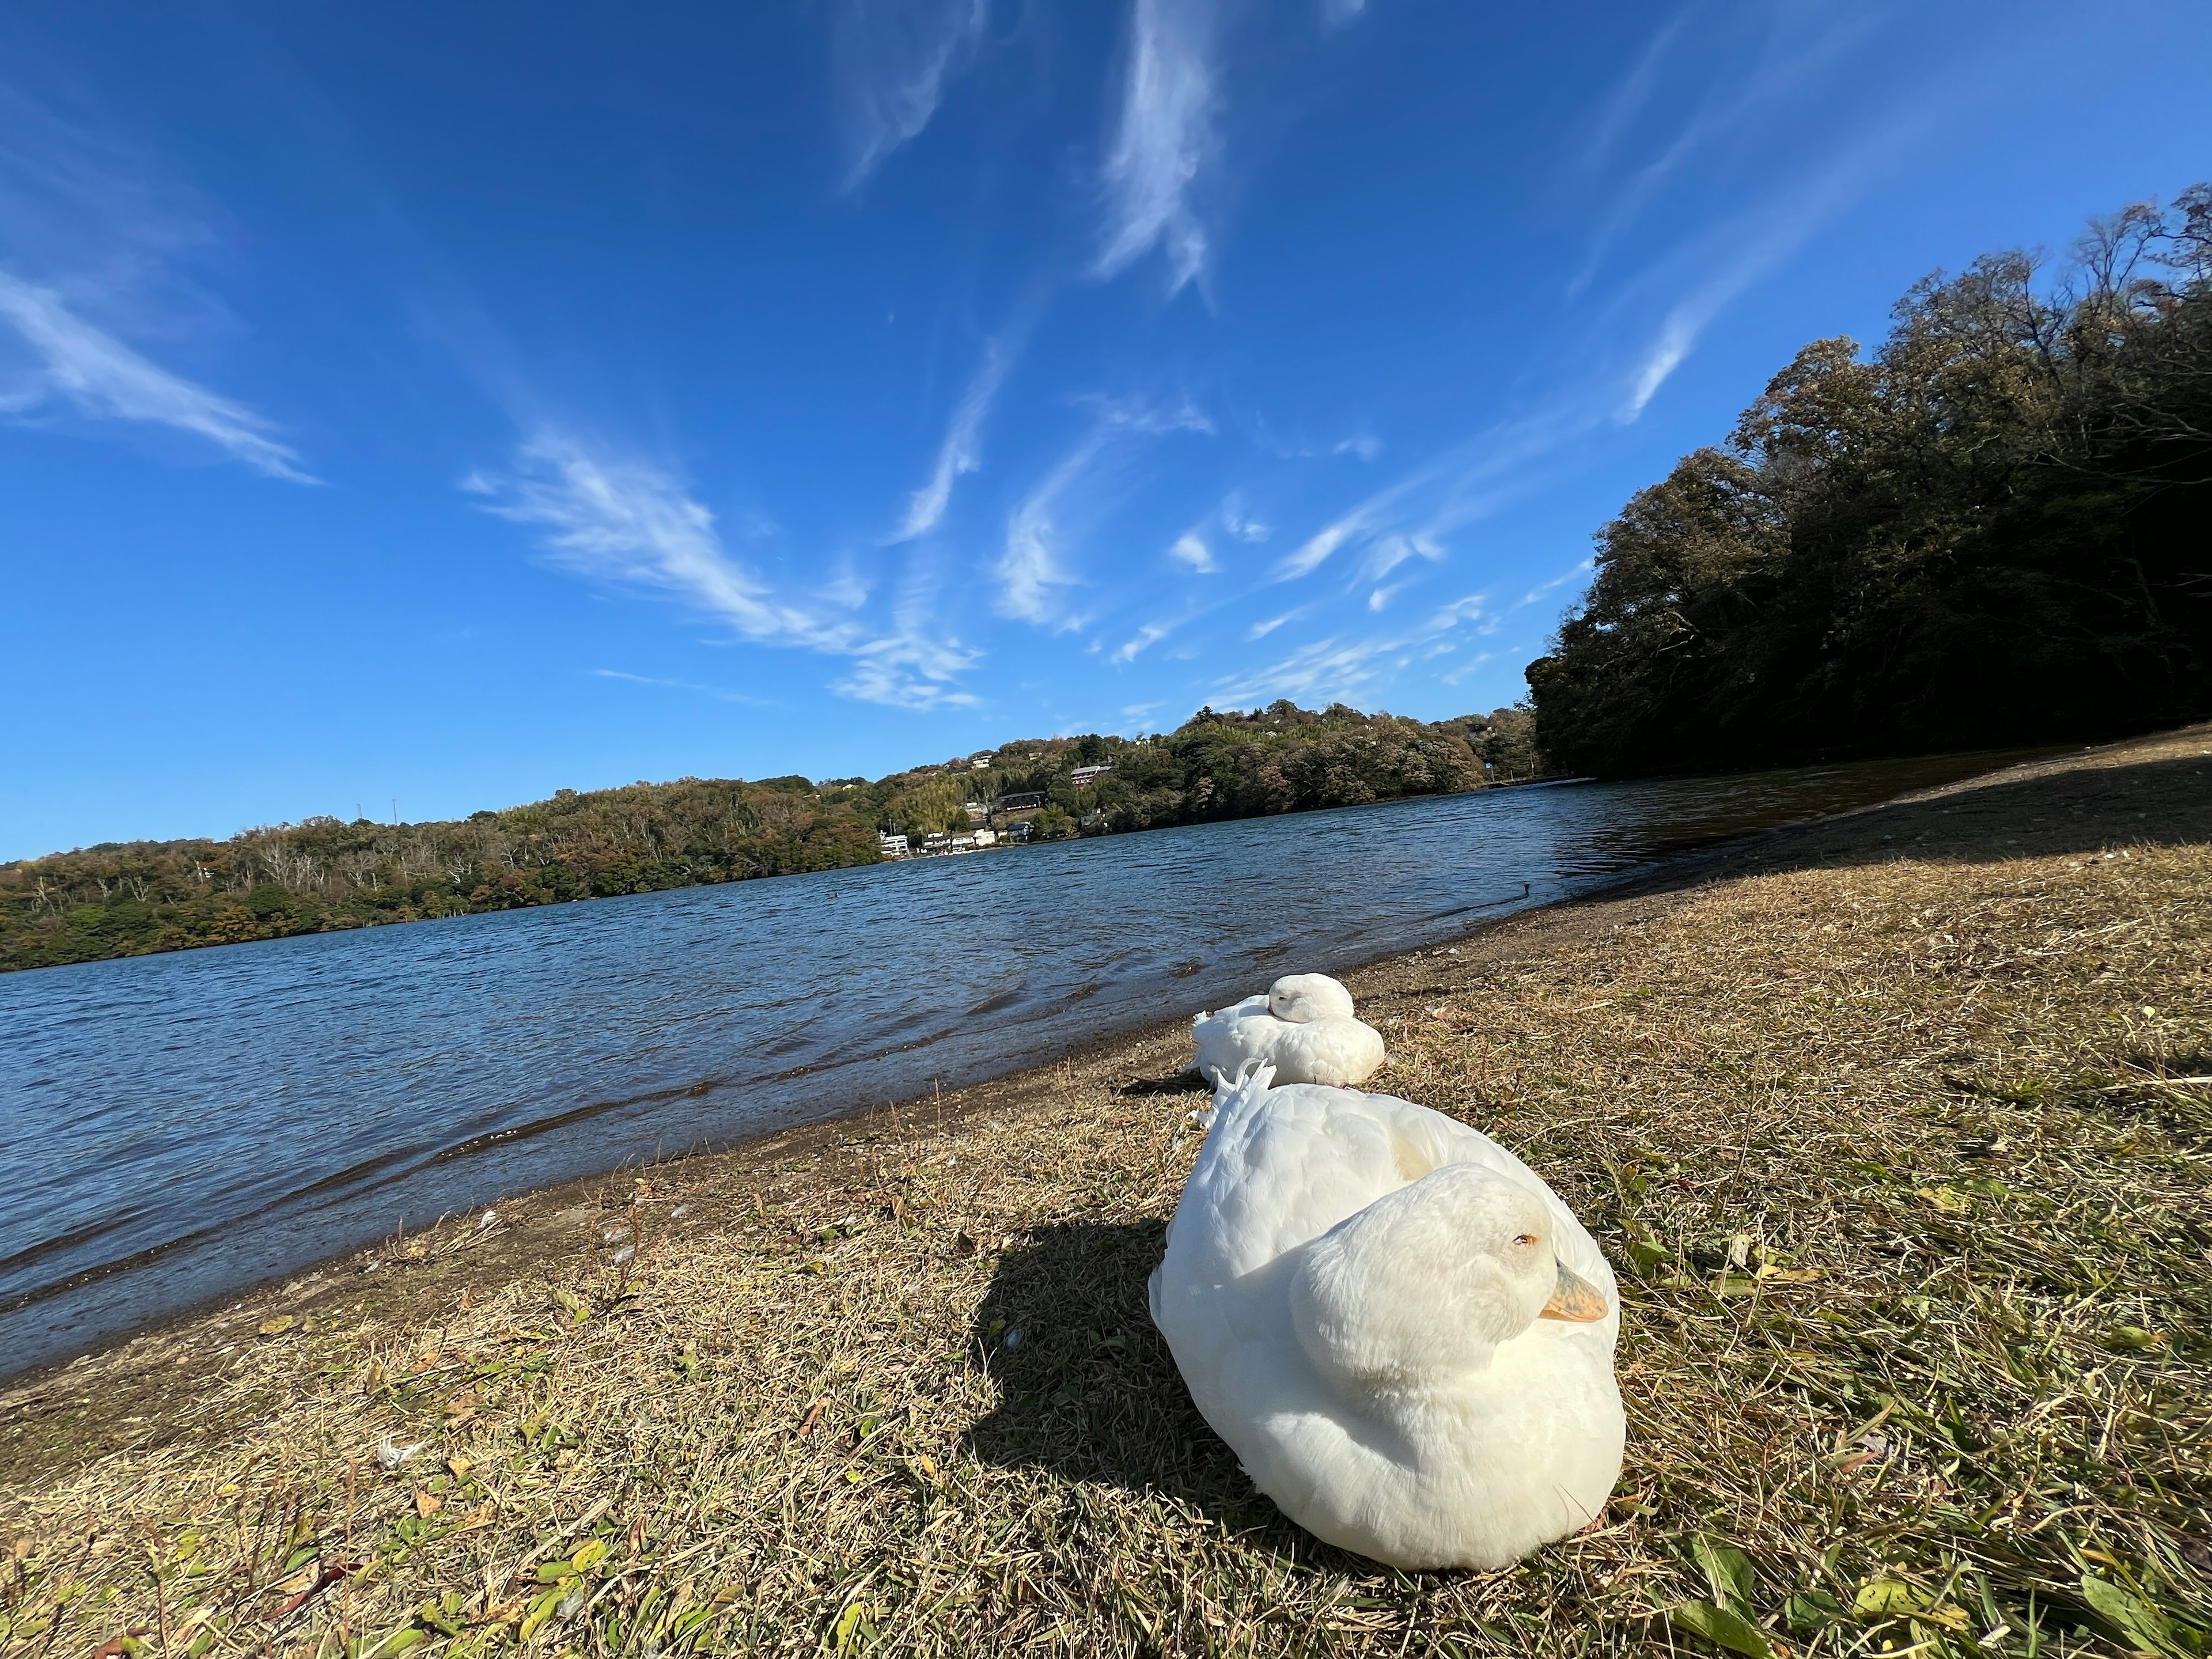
[1513,1233,1538,1248]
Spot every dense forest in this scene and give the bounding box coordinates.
[0,702,1539,972]
[1528,187,2212,775]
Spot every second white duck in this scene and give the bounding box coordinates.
[1191,972,1386,1088]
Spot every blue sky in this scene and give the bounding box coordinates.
[3,1,2209,857]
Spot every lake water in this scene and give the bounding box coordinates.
[0,750,2039,1378]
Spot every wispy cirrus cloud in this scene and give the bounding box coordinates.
[1094,0,1220,293]
[1275,90,1919,591]
[469,430,978,710]
[997,395,1212,624]
[833,617,981,710]
[831,0,990,188]
[1203,593,1495,707]
[1513,559,1594,609]
[591,669,777,706]
[0,88,310,482]
[1575,5,1698,175]
[1567,5,1874,296]
[1272,479,1415,582]
[893,322,1025,541]
[1168,531,1217,573]
[0,271,313,480]
[1109,618,1179,664]
[1209,592,1491,707]
[467,432,843,645]
[1615,118,1912,421]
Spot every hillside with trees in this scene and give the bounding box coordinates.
[0,702,1539,973]
[1528,187,2212,775]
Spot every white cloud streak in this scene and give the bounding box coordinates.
[1095,0,1219,292]
[1109,618,1177,663]
[893,328,1020,541]
[1168,531,1217,572]
[1513,559,1594,609]
[468,432,836,644]
[832,0,990,188]
[592,669,777,706]
[1567,6,1873,296]
[1209,592,1492,709]
[1577,7,1696,173]
[0,270,312,481]
[470,430,978,711]
[1279,104,1918,585]
[1615,123,1906,421]
[998,397,1211,624]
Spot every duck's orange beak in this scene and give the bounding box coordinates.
[1539,1260,1609,1323]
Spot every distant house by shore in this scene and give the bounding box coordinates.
[1070,764,1112,789]
[999,791,1046,812]
[877,832,908,857]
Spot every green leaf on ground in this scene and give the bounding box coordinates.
[1782,1590,1846,1634]
[1854,1579,1926,1618]
[2080,1575,2173,1649]
[1692,1535,1760,1617]
[1664,1600,1774,1657]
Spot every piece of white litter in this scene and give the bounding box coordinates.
[477,1209,498,1230]
[1003,1325,1025,1350]
[604,1226,631,1244]
[376,1437,423,1469]
[669,1205,690,1219]
[362,1259,380,1273]
[611,1245,636,1268]
[1446,948,1459,955]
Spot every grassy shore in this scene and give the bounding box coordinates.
[3,728,2208,1659]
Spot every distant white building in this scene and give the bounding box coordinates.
[971,828,997,846]
[1070,763,1113,789]
[877,832,908,857]
[963,801,990,824]
[949,832,978,852]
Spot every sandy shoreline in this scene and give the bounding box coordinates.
[2,724,2206,1656]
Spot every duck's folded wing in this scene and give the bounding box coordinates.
[1184,1085,1422,1278]
[1347,1092,1618,1298]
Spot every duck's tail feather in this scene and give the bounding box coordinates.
[1195,1058,1273,1131]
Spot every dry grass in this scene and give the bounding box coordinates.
[2,729,2209,1659]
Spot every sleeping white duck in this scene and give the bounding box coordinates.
[1149,1065,1624,1570]
[1191,973,1386,1088]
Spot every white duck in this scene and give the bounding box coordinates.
[1149,1065,1624,1570]
[1191,973,1387,1088]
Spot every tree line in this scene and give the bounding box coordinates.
[1528,187,2212,774]
[0,703,1538,972]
